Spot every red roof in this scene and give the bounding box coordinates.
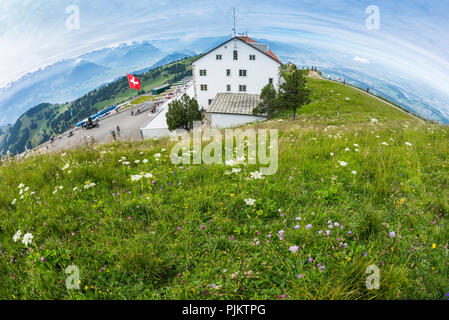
[266,49,281,63]
[237,36,281,64]
[237,36,257,43]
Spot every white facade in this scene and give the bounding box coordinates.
[209,113,266,129]
[192,37,282,111]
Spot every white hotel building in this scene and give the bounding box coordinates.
[141,36,283,138]
[193,36,283,110]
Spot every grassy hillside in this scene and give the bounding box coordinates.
[0,57,194,155]
[1,77,448,300]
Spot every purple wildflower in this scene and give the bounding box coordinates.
[289,245,299,253]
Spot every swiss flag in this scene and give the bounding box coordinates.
[127,73,141,90]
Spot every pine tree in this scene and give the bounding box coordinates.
[278,70,312,120]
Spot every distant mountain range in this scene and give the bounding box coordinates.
[0,41,199,126]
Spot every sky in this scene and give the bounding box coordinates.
[0,0,448,111]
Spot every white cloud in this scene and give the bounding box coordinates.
[353,56,370,64]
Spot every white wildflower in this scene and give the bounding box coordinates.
[131,174,143,181]
[244,198,256,206]
[250,171,264,180]
[84,182,96,189]
[22,233,33,246]
[13,230,22,242]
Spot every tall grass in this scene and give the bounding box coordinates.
[1,79,448,300]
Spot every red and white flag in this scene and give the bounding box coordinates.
[127,73,141,90]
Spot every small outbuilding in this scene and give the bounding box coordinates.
[205,93,266,129]
[152,84,171,95]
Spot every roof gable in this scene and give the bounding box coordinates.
[194,37,282,65]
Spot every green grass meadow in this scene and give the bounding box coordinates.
[1,78,448,300]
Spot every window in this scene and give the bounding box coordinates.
[249,55,256,61]
[226,85,231,92]
[239,85,247,92]
[233,50,238,60]
[208,99,213,105]
[199,70,207,76]
[216,54,222,60]
[239,70,247,77]
[269,78,273,84]
[226,69,231,77]
[200,84,208,91]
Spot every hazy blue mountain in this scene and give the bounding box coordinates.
[0,41,165,126]
[149,51,196,69]
[66,60,108,84]
[152,36,230,54]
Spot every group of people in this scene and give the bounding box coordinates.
[130,105,158,116]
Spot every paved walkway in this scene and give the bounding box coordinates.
[33,107,158,154]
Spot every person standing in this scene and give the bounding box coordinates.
[116,125,121,137]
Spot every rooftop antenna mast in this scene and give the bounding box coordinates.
[232,7,237,48]
[232,7,237,38]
